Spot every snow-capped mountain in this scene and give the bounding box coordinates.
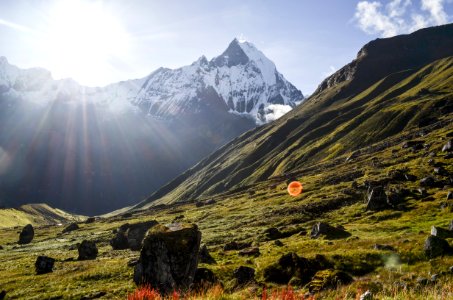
[0,39,303,123]
[131,39,303,123]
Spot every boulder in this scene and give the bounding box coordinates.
[198,244,216,264]
[233,266,255,285]
[263,252,315,285]
[126,220,158,251]
[442,140,452,152]
[192,268,217,290]
[78,240,98,260]
[110,231,129,250]
[424,235,451,258]
[402,140,424,151]
[274,240,284,247]
[35,256,55,274]
[0,290,5,300]
[85,217,96,224]
[373,244,396,251]
[307,269,353,293]
[18,224,34,244]
[447,191,453,200]
[264,227,282,240]
[431,226,453,239]
[62,223,79,234]
[133,223,201,294]
[310,222,350,239]
[366,186,391,211]
[223,241,251,251]
[238,247,260,257]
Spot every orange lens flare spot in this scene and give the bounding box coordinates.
[287,181,303,196]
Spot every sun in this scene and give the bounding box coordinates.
[43,0,129,86]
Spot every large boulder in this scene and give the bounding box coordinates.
[110,220,158,251]
[133,223,201,294]
[18,224,34,244]
[366,186,391,211]
[35,256,55,274]
[310,222,350,239]
[62,223,79,234]
[78,240,98,260]
[424,235,451,258]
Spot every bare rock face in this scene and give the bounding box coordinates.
[18,224,34,244]
[133,223,201,294]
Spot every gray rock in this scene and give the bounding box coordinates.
[133,223,201,294]
[360,290,373,300]
[431,226,453,239]
[442,140,452,152]
[78,240,98,260]
[373,244,396,251]
[420,177,436,187]
[449,220,453,231]
[366,186,391,211]
[62,223,79,234]
[223,241,252,251]
[310,222,350,239]
[416,277,429,285]
[238,247,260,257]
[18,224,34,244]
[233,266,255,285]
[126,220,158,251]
[85,217,96,224]
[198,244,216,264]
[424,235,451,258]
[35,256,55,274]
[447,191,453,200]
[110,231,129,250]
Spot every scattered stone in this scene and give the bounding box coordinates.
[416,277,429,285]
[310,222,350,239]
[402,140,424,151]
[78,240,98,260]
[366,186,392,211]
[133,223,201,294]
[360,290,373,300]
[424,235,451,258]
[264,227,282,240]
[110,231,129,250]
[223,241,252,251]
[35,256,55,274]
[307,269,353,293]
[442,140,452,152]
[447,191,453,200]
[193,268,217,289]
[373,244,396,251]
[18,224,34,244]
[430,274,439,282]
[431,226,453,239]
[0,291,5,300]
[434,167,447,175]
[127,258,139,267]
[85,217,96,224]
[238,247,260,257]
[199,244,216,264]
[233,266,255,285]
[263,252,318,285]
[62,223,79,234]
[274,240,284,247]
[420,177,437,187]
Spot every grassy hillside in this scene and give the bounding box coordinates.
[0,203,86,228]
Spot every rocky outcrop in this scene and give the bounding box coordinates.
[18,224,34,244]
[133,223,201,294]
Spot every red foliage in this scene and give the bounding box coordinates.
[127,285,161,300]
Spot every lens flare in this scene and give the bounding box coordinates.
[287,181,303,196]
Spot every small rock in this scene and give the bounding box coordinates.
[18,224,34,244]
[35,256,55,274]
[223,241,252,251]
[308,269,353,292]
[431,226,453,239]
[85,217,96,224]
[424,235,451,258]
[447,191,453,200]
[233,266,255,285]
[264,227,282,240]
[449,220,453,231]
[199,244,216,264]
[360,290,373,300]
[0,245,3,250]
[418,188,427,197]
[238,247,260,257]
[274,240,284,247]
[127,258,139,267]
[420,177,436,187]
[433,167,446,175]
[110,231,129,250]
[366,186,391,211]
[449,266,453,273]
[193,268,217,289]
[205,199,216,205]
[442,140,452,152]
[416,277,429,285]
[310,222,350,239]
[373,244,396,251]
[62,223,79,234]
[0,291,5,300]
[78,240,98,260]
[430,274,439,282]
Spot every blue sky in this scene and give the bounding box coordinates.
[0,0,452,94]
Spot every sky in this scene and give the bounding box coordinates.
[0,0,452,95]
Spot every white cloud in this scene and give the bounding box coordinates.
[263,104,293,122]
[354,0,451,37]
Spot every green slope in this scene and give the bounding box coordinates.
[133,24,453,209]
